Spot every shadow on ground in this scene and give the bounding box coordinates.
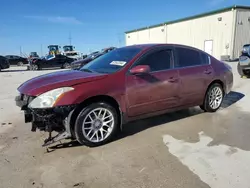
[1,69,28,73]
[221,91,245,108]
[49,91,244,150]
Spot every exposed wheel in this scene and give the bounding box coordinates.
[62,62,70,69]
[17,62,24,66]
[242,70,250,78]
[74,102,118,147]
[202,83,224,112]
[32,64,40,71]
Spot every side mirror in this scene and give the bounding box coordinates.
[130,65,150,75]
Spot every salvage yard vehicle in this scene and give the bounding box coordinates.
[101,47,116,53]
[71,48,116,70]
[5,55,28,66]
[48,45,61,55]
[62,45,81,60]
[29,52,39,59]
[71,51,104,70]
[0,56,10,71]
[29,54,75,70]
[15,44,233,147]
[238,44,250,77]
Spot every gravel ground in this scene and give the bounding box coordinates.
[0,63,249,188]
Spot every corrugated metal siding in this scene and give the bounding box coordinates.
[167,11,233,59]
[137,29,150,44]
[125,11,234,59]
[233,10,250,58]
[148,25,167,43]
[126,32,137,45]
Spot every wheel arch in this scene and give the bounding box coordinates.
[203,79,225,102]
[69,95,122,138]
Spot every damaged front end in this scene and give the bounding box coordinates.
[15,93,76,147]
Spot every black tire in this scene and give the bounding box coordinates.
[17,62,23,66]
[202,83,224,112]
[32,64,40,71]
[74,102,119,147]
[62,62,70,69]
[237,62,246,77]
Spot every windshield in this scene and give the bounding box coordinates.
[45,54,55,60]
[63,46,74,52]
[243,45,250,52]
[80,47,142,73]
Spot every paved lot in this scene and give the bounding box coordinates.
[0,63,249,188]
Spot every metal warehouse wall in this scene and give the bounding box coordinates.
[233,9,250,58]
[125,11,235,60]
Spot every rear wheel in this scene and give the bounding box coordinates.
[74,102,119,147]
[17,62,23,66]
[62,62,70,69]
[202,83,224,112]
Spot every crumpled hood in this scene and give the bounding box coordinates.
[18,70,107,96]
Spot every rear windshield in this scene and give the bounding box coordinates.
[80,47,142,74]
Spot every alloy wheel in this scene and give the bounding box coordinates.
[17,62,23,66]
[63,62,71,69]
[82,107,114,143]
[209,86,223,109]
[33,65,38,70]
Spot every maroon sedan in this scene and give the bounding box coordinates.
[15,44,233,147]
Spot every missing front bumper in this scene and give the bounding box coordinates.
[15,94,76,146]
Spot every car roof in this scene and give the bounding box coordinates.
[123,43,202,52]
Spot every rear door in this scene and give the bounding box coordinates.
[55,55,66,67]
[125,47,180,117]
[175,47,213,106]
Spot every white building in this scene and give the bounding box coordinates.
[125,5,250,60]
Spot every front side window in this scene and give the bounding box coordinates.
[176,47,201,68]
[81,47,142,74]
[136,49,172,72]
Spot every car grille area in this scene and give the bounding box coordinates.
[15,93,36,110]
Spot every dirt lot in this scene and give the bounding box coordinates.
[0,64,249,188]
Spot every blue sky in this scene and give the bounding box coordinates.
[0,0,249,56]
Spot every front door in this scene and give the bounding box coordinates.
[125,47,180,117]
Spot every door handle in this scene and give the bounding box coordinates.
[168,77,178,82]
[204,70,212,74]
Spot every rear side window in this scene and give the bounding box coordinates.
[176,47,201,68]
[200,53,210,65]
[137,49,172,72]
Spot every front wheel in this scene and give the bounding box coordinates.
[74,102,119,147]
[202,83,224,112]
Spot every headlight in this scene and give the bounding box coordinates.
[28,87,74,109]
